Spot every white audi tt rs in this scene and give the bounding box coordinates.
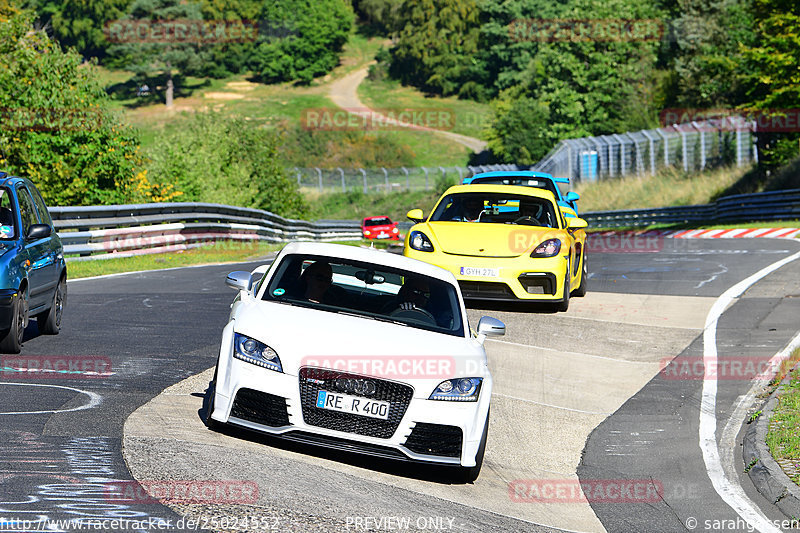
[206,242,505,481]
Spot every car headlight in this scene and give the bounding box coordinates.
[364,230,371,236]
[531,238,561,257]
[392,227,398,233]
[233,333,282,372]
[409,231,434,252]
[429,378,482,401]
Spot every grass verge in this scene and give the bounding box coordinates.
[65,240,388,279]
[307,189,443,222]
[766,351,800,485]
[358,76,492,141]
[576,165,751,212]
[67,241,285,279]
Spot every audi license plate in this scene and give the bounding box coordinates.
[460,266,499,277]
[316,391,390,420]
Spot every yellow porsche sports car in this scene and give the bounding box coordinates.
[403,185,588,311]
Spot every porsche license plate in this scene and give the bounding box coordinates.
[316,391,390,420]
[460,267,499,277]
[377,232,389,238]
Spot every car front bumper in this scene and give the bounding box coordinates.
[210,331,491,467]
[404,248,570,302]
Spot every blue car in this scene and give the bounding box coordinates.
[0,172,66,353]
[462,171,580,216]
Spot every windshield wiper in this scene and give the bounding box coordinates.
[336,310,408,326]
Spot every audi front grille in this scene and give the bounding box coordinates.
[298,367,413,439]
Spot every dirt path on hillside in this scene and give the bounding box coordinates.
[328,65,488,153]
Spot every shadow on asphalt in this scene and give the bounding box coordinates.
[196,382,477,486]
[465,299,559,314]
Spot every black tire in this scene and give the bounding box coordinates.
[37,276,66,335]
[459,409,489,483]
[572,251,588,297]
[0,289,27,354]
[204,365,221,430]
[556,265,570,312]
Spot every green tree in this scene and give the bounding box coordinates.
[738,0,800,169]
[22,0,133,59]
[668,0,754,108]
[147,112,308,218]
[389,0,481,96]
[353,0,404,33]
[249,0,354,84]
[107,0,212,107]
[198,0,262,77]
[481,0,664,161]
[0,12,165,205]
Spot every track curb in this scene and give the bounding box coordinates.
[589,228,800,240]
[742,374,800,519]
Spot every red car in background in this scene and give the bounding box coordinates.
[361,216,400,240]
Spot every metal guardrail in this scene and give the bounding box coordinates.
[51,188,800,259]
[50,202,362,259]
[581,189,800,228]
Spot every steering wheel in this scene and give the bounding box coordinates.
[389,306,437,325]
[514,216,540,226]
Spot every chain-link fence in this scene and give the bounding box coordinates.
[291,164,523,193]
[533,116,757,183]
[291,116,759,193]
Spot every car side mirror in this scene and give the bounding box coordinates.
[407,209,424,223]
[567,217,588,230]
[565,191,580,202]
[226,271,253,292]
[476,316,505,343]
[26,224,51,241]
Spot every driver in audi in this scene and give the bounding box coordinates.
[381,277,431,314]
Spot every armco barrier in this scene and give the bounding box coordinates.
[50,202,362,260]
[580,188,800,228]
[50,188,800,259]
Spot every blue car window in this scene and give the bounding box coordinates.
[0,188,14,239]
[27,185,54,227]
[16,186,39,236]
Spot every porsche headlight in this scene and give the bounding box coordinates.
[409,231,434,252]
[233,333,282,372]
[531,238,561,258]
[430,378,482,401]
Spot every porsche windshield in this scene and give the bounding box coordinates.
[430,192,559,228]
[262,254,464,337]
[471,176,559,197]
